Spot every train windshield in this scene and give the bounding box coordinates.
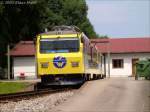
[40,38,79,53]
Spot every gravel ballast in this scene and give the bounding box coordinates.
[0,91,74,112]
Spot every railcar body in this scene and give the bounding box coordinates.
[36,26,104,85]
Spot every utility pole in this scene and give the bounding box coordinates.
[107,42,110,78]
[7,44,10,80]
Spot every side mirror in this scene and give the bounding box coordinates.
[81,36,84,43]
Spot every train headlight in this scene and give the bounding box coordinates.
[71,62,79,67]
[41,62,49,68]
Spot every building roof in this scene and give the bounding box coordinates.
[91,37,150,53]
[10,37,150,56]
[10,41,35,56]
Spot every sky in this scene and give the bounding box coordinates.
[86,0,150,38]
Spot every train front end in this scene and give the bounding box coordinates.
[36,33,85,85]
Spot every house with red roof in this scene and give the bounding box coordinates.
[91,37,150,77]
[10,41,36,79]
[10,37,150,79]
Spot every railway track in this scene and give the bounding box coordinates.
[0,88,71,102]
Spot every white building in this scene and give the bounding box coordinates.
[92,38,150,77]
[10,41,36,79]
[10,38,150,79]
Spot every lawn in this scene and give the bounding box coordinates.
[0,82,29,94]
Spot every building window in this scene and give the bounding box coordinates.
[112,59,124,68]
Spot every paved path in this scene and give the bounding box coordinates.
[51,78,150,112]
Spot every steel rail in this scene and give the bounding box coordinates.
[0,88,71,102]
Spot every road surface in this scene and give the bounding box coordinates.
[51,78,150,112]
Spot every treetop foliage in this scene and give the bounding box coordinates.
[0,0,98,67]
[0,0,98,44]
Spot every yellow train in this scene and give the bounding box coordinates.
[36,26,104,85]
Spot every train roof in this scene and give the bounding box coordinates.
[40,25,82,35]
[40,30,80,35]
